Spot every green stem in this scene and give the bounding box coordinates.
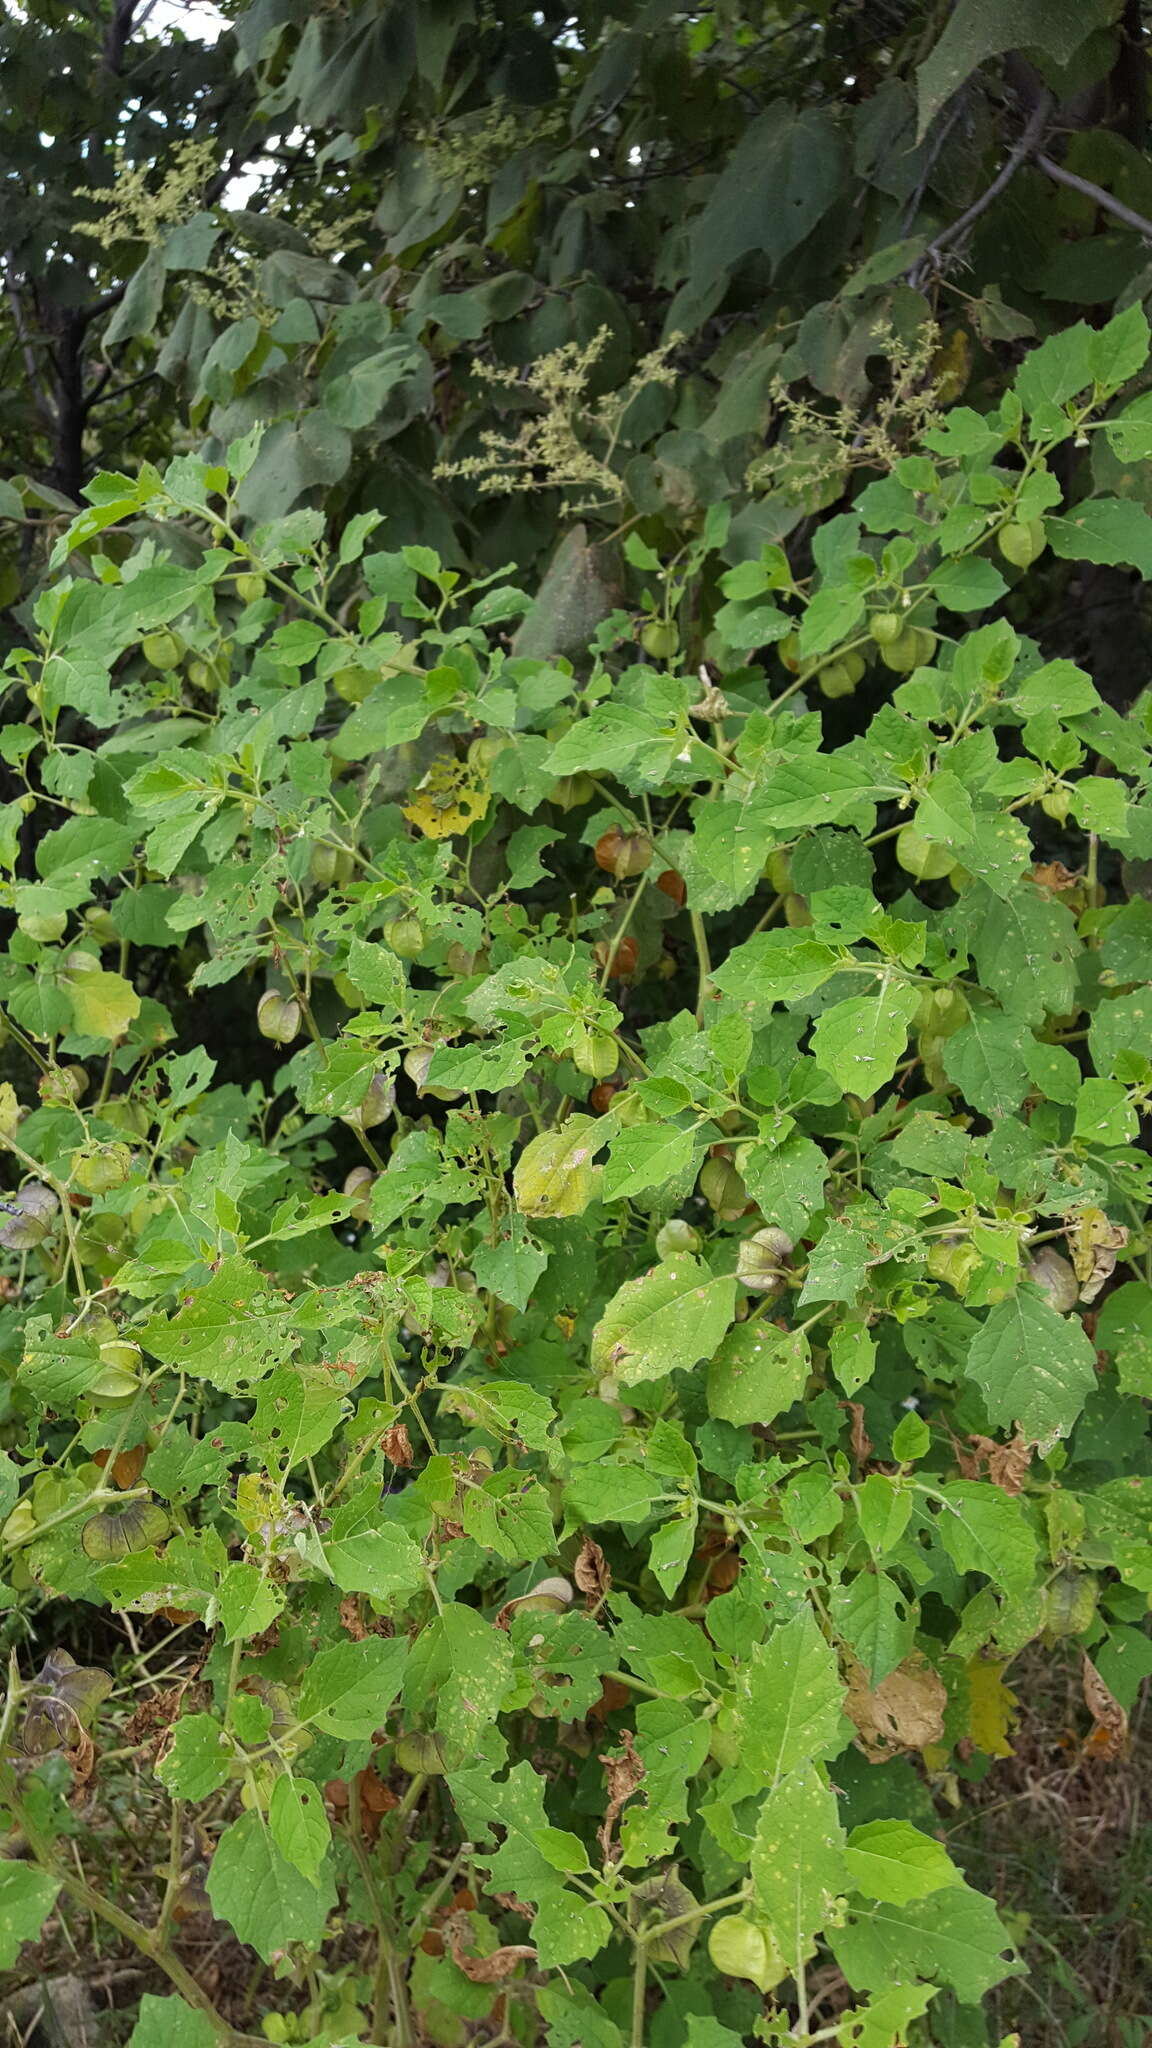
[630,1936,648,2048]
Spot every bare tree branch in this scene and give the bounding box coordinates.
[1036,151,1152,243]
[909,92,1053,288]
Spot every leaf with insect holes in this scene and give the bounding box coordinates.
[590,1255,737,1387]
[269,1772,332,1884]
[206,1810,336,1961]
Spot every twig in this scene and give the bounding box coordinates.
[910,92,1053,287]
[1036,151,1152,242]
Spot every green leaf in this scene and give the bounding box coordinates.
[810,983,921,1094]
[205,1810,335,1962]
[916,1,1112,136]
[269,1772,332,1884]
[965,1285,1097,1442]
[296,1635,407,1737]
[216,1561,284,1643]
[740,1133,829,1240]
[590,1255,737,1388]
[127,1995,219,2048]
[1046,499,1152,576]
[969,884,1079,1026]
[711,929,841,1007]
[749,1762,846,1957]
[461,1470,555,1562]
[318,1502,426,1606]
[448,1757,611,1968]
[707,1320,810,1426]
[0,1862,60,1968]
[156,1714,232,1802]
[942,1011,1031,1118]
[471,1222,549,1312]
[601,1123,698,1203]
[831,1571,915,1685]
[735,1608,846,1783]
[844,1821,964,1906]
[688,106,845,296]
[934,1481,1039,1596]
[831,1884,1020,2003]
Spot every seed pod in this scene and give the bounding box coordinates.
[1041,1568,1098,1638]
[641,621,678,660]
[998,519,1045,568]
[235,572,267,604]
[39,1065,87,1108]
[817,660,856,699]
[594,829,653,879]
[385,913,425,958]
[593,935,638,978]
[141,630,182,670]
[589,1081,621,1112]
[342,1074,395,1133]
[0,1182,58,1249]
[548,773,594,810]
[402,1046,461,1102]
[611,1088,650,1127]
[81,1498,170,1560]
[710,1914,786,1992]
[878,628,923,673]
[765,849,792,894]
[870,610,904,646]
[699,1156,747,1219]
[783,893,813,927]
[256,991,302,1045]
[656,868,686,906]
[1040,786,1072,824]
[656,1218,699,1259]
[571,1027,618,1080]
[777,630,801,673]
[18,907,67,942]
[73,1143,133,1194]
[896,826,953,881]
[736,1226,794,1294]
[1027,1247,1079,1314]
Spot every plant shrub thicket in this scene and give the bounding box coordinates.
[4,311,1152,2047]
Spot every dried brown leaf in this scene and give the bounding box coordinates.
[1081,1652,1128,1760]
[845,1652,947,1760]
[599,1727,644,1860]
[573,1535,611,1605]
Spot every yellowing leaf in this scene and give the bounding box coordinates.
[966,1656,1017,1758]
[513,1116,607,1219]
[64,967,141,1041]
[402,756,490,838]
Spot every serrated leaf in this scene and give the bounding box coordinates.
[298,1634,408,1737]
[269,1772,332,1883]
[156,1713,232,1802]
[601,1123,698,1203]
[831,1883,1021,2003]
[810,983,921,1094]
[942,1011,1030,1118]
[706,1320,810,1426]
[127,1995,219,2048]
[934,1481,1038,1596]
[735,1608,846,1783]
[965,1285,1097,1442]
[0,1862,60,1968]
[749,1761,846,1957]
[844,1821,963,1906]
[590,1255,736,1387]
[64,966,141,1040]
[206,1810,335,1961]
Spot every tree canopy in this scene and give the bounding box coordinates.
[4,0,1152,607]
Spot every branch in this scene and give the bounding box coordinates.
[1036,151,1152,242]
[910,92,1053,286]
[3,260,56,431]
[103,0,138,76]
